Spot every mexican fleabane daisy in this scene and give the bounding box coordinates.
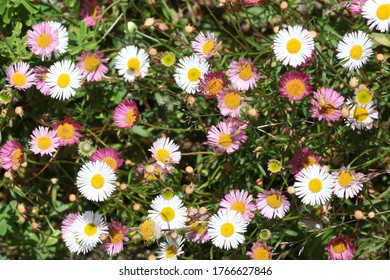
[149,137,181,171]
[267,159,283,174]
[156,235,185,260]
[185,208,210,244]
[332,166,364,199]
[273,25,314,67]
[61,212,92,254]
[26,22,58,60]
[227,58,259,91]
[45,60,82,100]
[29,126,60,156]
[208,209,248,250]
[191,31,221,59]
[115,45,150,82]
[147,195,187,230]
[6,62,36,91]
[174,55,210,94]
[160,52,176,67]
[77,50,109,82]
[325,236,356,260]
[354,87,373,105]
[138,219,162,242]
[278,71,312,101]
[217,88,245,117]
[0,140,24,171]
[362,0,390,32]
[51,116,84,147]
[219,189,256,223]
[310,88,345,122]
[199,72,226,99]
[113,99,140,129]
[246,242,273,260]
[294,165,335,206]
[91,147,123,172]
[47,21,68,57]
[256,189,290,219]
[289,147,322,175]
[336,31,373,70]
[34,66,50,96]
[101,220,129,256]
[346,101,378,130]
[76,161,117,202]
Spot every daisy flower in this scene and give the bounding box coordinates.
[294,165,335,206]
[348,0,367,15]
[26,22,58,60]
[80,0,104,27]
[310,88,345,122]
[273,25,314,67]
[113,99,140,129]
[207,120,248,154]
[246,242,273,260]
[77,50,109,82]
[61,212,92,254]
[362,0,390,32]
[91,147,123,172]
[174,55,210,94]
[199,72,226,99]
[354,87,373,105]
[278,71,312,101]
[101,220,129,256]
[45,60,82,100]
[256,189,290,219]
[0,140,24,171]
[208,209,247,250]
[51,116,84,147]
[191,32,221,59]
[72,211,108,249]
[34,66,50,96]
[76,161,117,202]
[47,21,68,57]
[156,236,185,260]
[217,88,245,117]
[61,212,80,240]
[336,31,373,70]
[148,137,181,171]
[289,147,321,175]
[227,58,259,91]
[115,45,150,82]
[29,126,60,156]
[160,52,176,67]
[346,101,378,130]
[138,219,162,242]
[267,159,283,174]
[186,208,210,244]
[325,236,356,260]
[148,195,187,230]
[5,62,35,91]
[332,166,364,199]
[219,189,256,223]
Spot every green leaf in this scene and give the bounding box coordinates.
[19,0,38,14]
[0,219,8,236]
[370,33,390,47]
[131,125,150,138]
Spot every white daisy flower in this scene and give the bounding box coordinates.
[362,0,390,33]
[147,195,187,230]
[148,137,181,171]
[115,45,150,82]
[76,161,117,202]
[72,211,108,249]
[336,31,373,70]
[45,60,82,100]
[332,166,364,199]
[208,209,247,250]
[47,21,68,57]
[156,235,185,260]
[294,165,334,206]
[273,25,314,67]
[346,101,378,130]
[174,55,210,94]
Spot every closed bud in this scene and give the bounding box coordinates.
[149,48,157,56]
[184,24,194,33]
[17,203,26,214]
[185,166,194,175]
[69,194,77,202]
[144,18,155,27]
[349,77,359,88]
[199,207,208,215]
[341,106,350,118]
[287,186,296,195]
[280,1,288,9]
[368,211,375,219]
[354,210,365,220]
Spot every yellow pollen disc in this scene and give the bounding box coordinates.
[238,63,253,81]
[139,220,155,241]
[155,148,170,163]
[376,4,390,20]
[160,207,175,222]
[36,34,51,48]
[191,222,206,235]
[350,45,363,60]
[57,123,75,140]
[231,201,246,215]
[253,247,270,260]
[301,156,318,168]
[268,161,282,173]
[84,223,98,236]
[220,222,235,238]
[11,149,22,164]
[83,55,101,72]
[319,101,335,115]
[338,171,354,187]
[285,79,305,98]
[331,240,347,254]
[308,178,323,193]
[57,73,71,88]
[11,73,27,87]
[125,109,137,125]
[90,174,105,189]
[187,68,201,82]
[266,194,283,208]
[207,78,224,96]
[108,228,124,244]
[202,40,217,56]
[37,136,52,150]
[356,89,372,104]
[353,106,368,122]
[165,245,177,259]
[127,57,140,71]
[161,53,175,67]
[286,38,302,54]
[103,157,117,170]
[224,91,241,109]
[218,133,233,148]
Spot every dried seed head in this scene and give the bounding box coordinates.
[184,24,194,33]
[17,203,26,214]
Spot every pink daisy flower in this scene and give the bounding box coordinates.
[310,88,345,122]
[76,50,109,82]
[26,22,59,60]
[91,147,123,172]
[191,32,221,59]
[185,208,210,244]
[227,58,259,91]
[220,189,256,222]
[256,189,290,219]
[243,0,265,6]
[278,71,312,101]
[113,100,140,129]
[199,72,226,99]
[289,147,321,175]
[61,212,81,239]
[246,242,273,260]
[29,126,60,156]
[347,0,366,15]
[0,140,24,171]
[6,62,36,91]
[80,0,105,27]
[332,166,364,199]
[101,220,129,256]
[325,236,355,260]
[51,117,84,147]
[34,66,50,96]
[217,88,245,117]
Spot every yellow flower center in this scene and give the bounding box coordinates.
[11,73,27,87]
[286,38,301,54]
[125,109,137,125]
[92,5,99,19]
[103,156,117,170]
[238,63,253,81]
[160,207,175,222]
[331,240,347,254]
[187,68,201,82]
[155,148,170,163]
[84,223,97,236]
[353,106,368,122]
[285,79,305,98]
[266,194,283,208]
[308,178,322,193]
[220,222,235,238]
[37,136,52,150]
[165,245,177,259]
[36,34,51,48]
[161,53,175,67]
[338,171,354,187]
[253,247,270,260]
[350,45,363,60]
[11,149,22,164]
[376,4,390,20]
[218,134,233,148]
[224,91,241,109]
[90,174,105,189]
[206,78,224,96]
[108,228,123,244]
[57,73,71,88]
[202,40,217,56]
[355,89,372,104]
[57,123,75,140]
[139,219,155,241]
[127,57,140,71]
[268,160,282,173]
[191,222,207,235]
[162,189,174,200]
[83,55,101,72]
[231,201,246,215]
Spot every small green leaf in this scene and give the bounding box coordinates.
[131,125,150,138]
